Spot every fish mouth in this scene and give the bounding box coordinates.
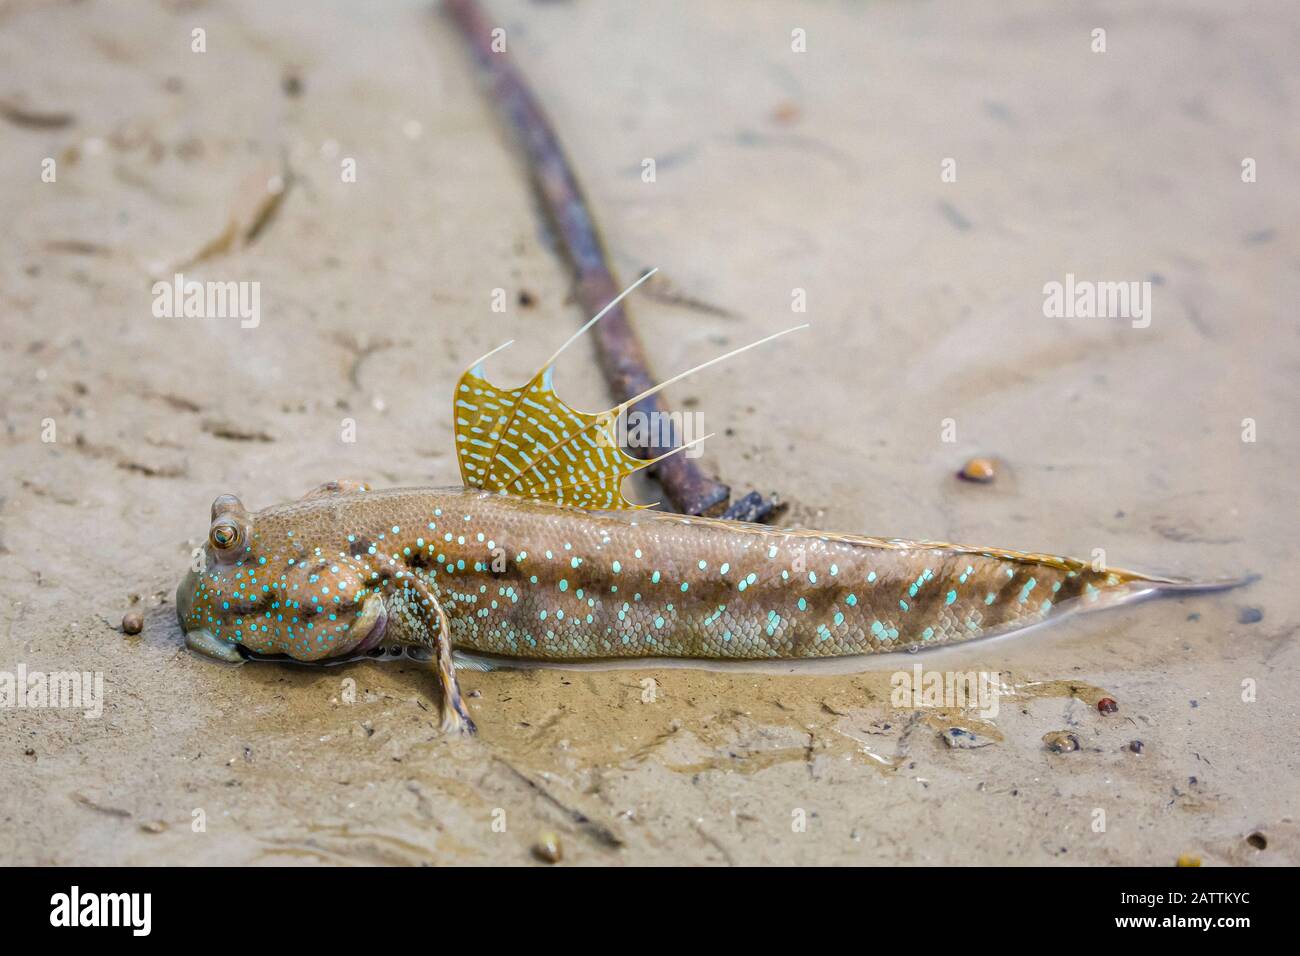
[176,569,245,663]
[184,628,246,663]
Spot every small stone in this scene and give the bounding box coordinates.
[940,726,993,749]
[139,821,168,834]
[121,611,144,635]
[1043,730,1080,753]
[532,831,562,864]
[1246,832,1267,850]
[1128,740,1144,754]
[957,457,997,483]
[1097,697,1118,715]
[771,101,802,125]
[518,289,537,308]
[1176,854,1201,867]
[1237,607,1263,624]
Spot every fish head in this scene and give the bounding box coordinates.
[176,493,388,663]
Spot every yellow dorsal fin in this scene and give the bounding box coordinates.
[453,270,806,510]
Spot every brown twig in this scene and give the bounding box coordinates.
[443,0,781,522]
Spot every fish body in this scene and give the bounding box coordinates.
[173,276,1246,733]
[177,485,1213,667]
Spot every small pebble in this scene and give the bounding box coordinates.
[121,611,144,635]
[1043,730,1080,753]
[957,457,998,483]
[1176,854,1201,867]
[532,831,562,864]
[1238,607,1263,624]
[940,726,993,749]
[518,289,537,308]
[1246,832,1267,850]
[771,101,802,125]
[1128,740,1144,754]
[1097,697,1118,715]
[139,821,168,834]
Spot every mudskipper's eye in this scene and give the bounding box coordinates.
[210,522,240,550]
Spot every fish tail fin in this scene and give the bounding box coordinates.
[1113,569,1259,596]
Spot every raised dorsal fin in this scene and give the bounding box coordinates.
[453,270,805,510]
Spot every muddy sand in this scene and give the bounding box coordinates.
[1,0,1296,865]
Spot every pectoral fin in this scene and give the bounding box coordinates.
[393,571,476,735]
